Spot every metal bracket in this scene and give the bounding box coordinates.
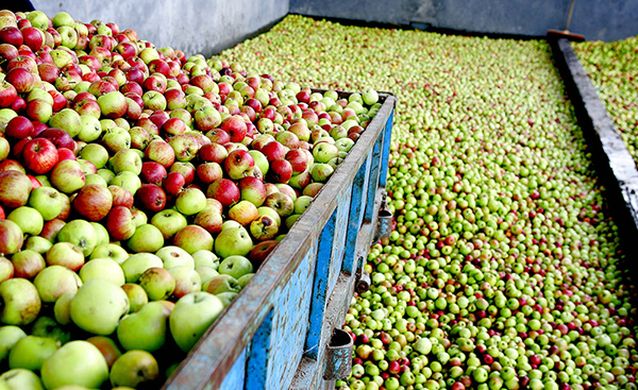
[323,328,353,381]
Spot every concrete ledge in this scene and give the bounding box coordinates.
[550,38,638,267]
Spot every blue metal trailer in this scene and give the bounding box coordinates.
[164,92,396,390]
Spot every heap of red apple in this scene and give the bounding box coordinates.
[0,9,382,389]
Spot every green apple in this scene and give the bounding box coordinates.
[0,369,44,390]
[0,326,26,362]
[218,255,253,279]
[121,253,163,283]
[49,108,82,137]
[97,91,127,119]
[31,316,71,344]
[91,243,129,264]
[46,242,85,271]
[169,292,224,352]
[150,209,188,239]
[110,149,142,175]
[122,283,148,313]
[79,143,110,169]
[28,186,65,221]
[156,246,194,269]
[53,291,75,325]
[78,115,103,142]
[249,150,269,175]
[7,207,43,236]
[80,258,126,286]
[41,341,109,389]
[237,273,254,288]
[52,11,75,27]
[27,10,50,29]
[193,250,220,269]
[204,274,241,295]
[117,301,171,352]
[196,266,219,285]
[175,187,207,215]
[127,224,164,253]
[168,266,202,298]
[0,278,41,325]
[91,222,111,246]
[34,265,81,303]
[56,219,97,256]
[0,220,24,255]
[9,336,58,371]
[70,280,129,335]
[173,225,214,254]
[214,226,253,258]
[110,350,159,388]
[139,267,175,301]
[25,236,53,254]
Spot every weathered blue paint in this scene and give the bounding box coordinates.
[266,245,316,388]
[365,135,383,222]
[379,113,394,187]
[244,310,273,390]
[328,185,352,295]
[304,210,337,359]
[357,153,372,229]
[342,157,371,274]
[220,348,247,390]
[290,0,638,41]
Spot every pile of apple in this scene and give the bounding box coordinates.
[575,36,638,164]
[222,16,638,390]
[0,9,382,389]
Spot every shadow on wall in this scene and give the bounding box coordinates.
[290,0,638,41]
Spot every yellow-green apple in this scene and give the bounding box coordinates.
[110,148,142,175]
[34,265,81,303]
[28,187,65,221]
[194,105,222,131]
[130,207,148,227]
[0,256,12,282]
[127,223,164,253]
[156,245,194,269]
[264,192,294,218]
[101,126,131,153]
[169,291,224,351]
[49,108,82,137]
[79,143,109,169]
[196,266,219,285]
[150,209,187,240]
[72,184,113,221]
[24,236,52,254]
[80,258,125,286]
[228,200,259,226]
[11,250,44,279]
[41,340,109,389]
[8,335,58,371]
[0,368,44,389]
[303,183,323,197]
[173,225,214,254]
[110,171,141,195]
[288,170,312,190]
[90,243,128,264]
[0,326,26,362]
[122,283,148,313]
[0,219,24,255]
[204,274,240,295]
[0,278,41,325]
[109,350,159,388]
[70,279,129,335]
[139,267,175,301]
[121,252,163,283]
[218,255,253,280]
[250,215,280,241]
[175,187,206,216]
[310,163,334,182]
[7,206,43,236]
[98,91,127,119]
[78,114,103,142]
[0,170,32,208]
[117,300,171,352]
[193,250,219,269]
[168,265,201,298]
[214,226,253,258]
[216,292,239,307]
[169,134,199,162]
[56,219,97,256]
[129,125,151,149]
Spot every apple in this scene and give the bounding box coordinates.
[0,326,26,362]
[110,171,141,196]
[206,178,240,207]
[70,279,129,335]
[156,245,194,269]
[79,258,126,286]
[101,126,131,153]
[21,138,59,174]
[149,209,187,240]
[261,141,287,161]
[173,225,214,254]
[193,250,220,270]
[0,368,44,390]
[0,278,41,325]
[6,67,35,93]
[72,184,113,221]
[98,91,127,118]
[140,161,167,185]
[228,200,259,226]
[169,162,195,184]
[24,236,52,255]
[108,185,134,208]
[221,115,247,142]
[139,267,175,300]
[218,255,253,279]
[135,183,167,213]
[268,159,293,183]
[7,206,43,236]
[5,116,33,139]
[194,105,222,131]
[0,81,18,109]
[49,108,82,138]
[175,187,207,215]
[104,206,136,241]
[223,149,255,180]
[110,148,142,175]
[168,265,202,298]
[206,128,230,144]
[169,134,199,162]
[0,220,23,255]
[204,274,240,295]
[41,340,109,389]
[127,223,164,253]
[85,336,122,369]
[249,150,269,175]
[8,335,58,371]
[110,350,159,388]
[303,182,323,197]
[294,195,313,214]
[194,207,224,235]
[34,263,80,303]
[0,170,32,208]
[310,163,334,182]
[169,291,224,351]
[56,219,97,256]
[214,226,253,258]
[50,159,85,194]
[264,192,295,217]
[250,215,280,241]
[0,256,13,282]
[36,128,75,151]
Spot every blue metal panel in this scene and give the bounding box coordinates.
[342,157,371,274]
[244,310,273,390]
[379,113,393,187]
[304,210,337,359]
[220,348,247,390]
[327,185,352,296]
[365,134,383,222]
[357,153,372,229]
[266,244,317,388]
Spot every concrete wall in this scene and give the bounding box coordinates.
[290,0,638,41]
[32,0,289,56]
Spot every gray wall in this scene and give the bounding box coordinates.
[32,0,289,55]
[290,0,638,41]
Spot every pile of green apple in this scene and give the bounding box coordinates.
[575,36,638,164]
[0,9,381,389]
[221,16,638,390]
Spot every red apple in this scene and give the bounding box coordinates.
[0,27,22,46]
[261,141,287,161]
[6,67,35,93]
[269,159,293,183]
[109,185,134,208]
[0,170,32,208]
[106,205,136,241]
[135,184,167,213]
[163,171,185,196]
[206,129,230,145]
[140,161,167,185]
[72,184,113,221]
[221,115,247,143]
[144,139,175,168]
[5,116,34,139]
[20,27,43,51]
[22,138,58,174]
[206,178,239,207]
